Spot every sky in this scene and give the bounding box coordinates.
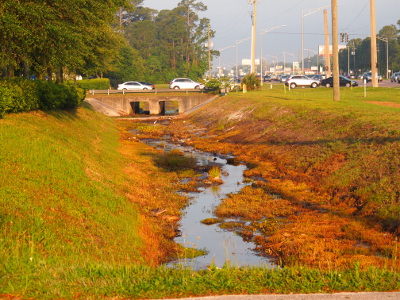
[143,0,399,70]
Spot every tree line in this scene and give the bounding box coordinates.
[1,0,398,84]
[0,0,212,85]
[337,21,400,77]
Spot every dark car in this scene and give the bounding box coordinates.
[320,75,358,88]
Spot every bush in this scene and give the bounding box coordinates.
[0,78,40,115]
[0,86,13,118]
[241,73,260,91]
[204,78,222,94]
[35,81,85,110]
[75,78,110,90]
[0,79,85,118]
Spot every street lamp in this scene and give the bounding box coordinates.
[235,37,251,80]
[304,48,319,73]
[283,52,295,73]
[302,6,328,74]
[218,46,235,77]
[259,25,287,85]
[376,36,389,79]
[265,54,278,73]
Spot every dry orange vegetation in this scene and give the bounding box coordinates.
[123,92,400,271]
[117,126,188,265]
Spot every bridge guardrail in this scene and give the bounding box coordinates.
[88,89,209,95]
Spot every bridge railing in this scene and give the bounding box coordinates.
[88,89,208,95]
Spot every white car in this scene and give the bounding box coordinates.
[117,81,154,90]
[363,72,383,82]
[169,78,204,89]
[390,72,400,82]
[284,75,320,89]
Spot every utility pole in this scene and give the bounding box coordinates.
[370,0,378,87]
[250,0,257,74]
[323,9,330,78]
[332,0,340,101]
[208,23,212,79]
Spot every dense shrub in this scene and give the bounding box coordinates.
[204,78,221,94]
[0,86,13,118]
[0,79,85,118]
[241,73,260,91]
[0,78,40,116]
[35,81,85,109]
[74,78,110,90]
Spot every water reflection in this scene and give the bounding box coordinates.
[142,138,274,269]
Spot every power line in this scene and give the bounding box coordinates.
[344,0,368,30]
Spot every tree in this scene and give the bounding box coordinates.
[0,0,130,80]
[117,0,214,82]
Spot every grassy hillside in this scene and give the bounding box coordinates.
[0,103,187,298]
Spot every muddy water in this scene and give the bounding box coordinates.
[143,138,274,270]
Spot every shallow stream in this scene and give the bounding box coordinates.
[142,137,274,270]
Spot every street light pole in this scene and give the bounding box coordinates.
[250,0,257,74]
[218,45,234,77]
[304,49,318,73]
[301,6,328,74]
[235,37,251,80]
[259,25,287,85]
[283,52,295,73]
[376,36,388,79]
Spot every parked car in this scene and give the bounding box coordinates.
[139,81,155,89]
[280,75,290,83]
[263,75,272,82]
[117,81,154,90]
[390,72,400,82]
[320,75,358,88]
[309,74,324,82]
[348,74,357,79]
[268,74,278,82]
[169,78,204,89]
[285,75,320,89]
[363,72,382,82]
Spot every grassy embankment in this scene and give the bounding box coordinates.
[1,86,400,299]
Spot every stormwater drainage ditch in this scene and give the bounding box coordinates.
[137,133,274,270]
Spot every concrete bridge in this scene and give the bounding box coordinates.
[91,94,216,116]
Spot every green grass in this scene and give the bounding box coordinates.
[1,264,398,299]
[0,106,146,298]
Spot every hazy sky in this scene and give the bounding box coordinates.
[143,0,399,68]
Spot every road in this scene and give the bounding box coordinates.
[353,80,400,88]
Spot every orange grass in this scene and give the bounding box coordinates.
[215,186,296,220]
[117,122,189,264]
[151,93,400,271]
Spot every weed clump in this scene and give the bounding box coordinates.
[154,150,197,171]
